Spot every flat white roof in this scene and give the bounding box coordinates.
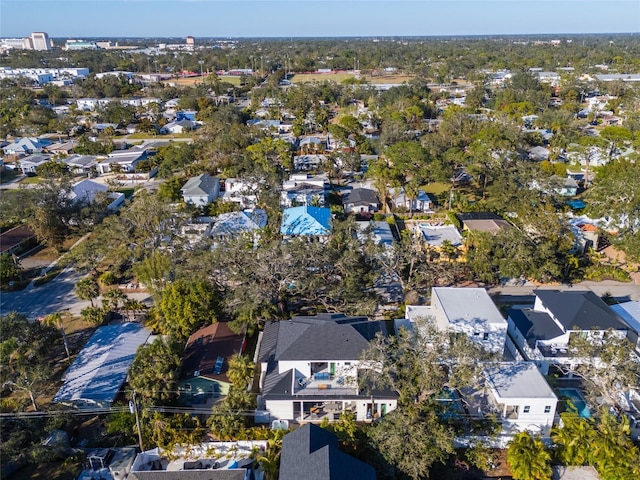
[486,362,557,400]
[417,224,462,247]
[432,287,506,326]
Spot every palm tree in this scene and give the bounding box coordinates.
[122,298,146,322]
[507,431,552,480]
[75,277,100,307]
[41,312,71,359]
[257,429,285,480]
[103,288,127,312]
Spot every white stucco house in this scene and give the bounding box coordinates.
[256,313,398,423]
[181,174,220,206]
[69,179,125,210]
[222,178,260,209]
[481,362,558,436]
[402,287,508,354]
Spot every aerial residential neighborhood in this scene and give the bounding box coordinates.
[1,8,640,480]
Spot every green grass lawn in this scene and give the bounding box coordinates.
[420,182,451,195]
[290,73,357,83]
[19,176,44,184]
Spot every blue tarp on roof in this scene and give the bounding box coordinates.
[280,206,332,236]
[53,323,151,406]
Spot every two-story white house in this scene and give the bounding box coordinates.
[222,178,260,209]
[480,362,558,436]
[403,287,508,354]
[256,313,398,423]
[280,174,328,208]
[507,289,629,374]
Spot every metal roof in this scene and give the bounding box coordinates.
[432,287,506,326]
[610,301,640,334]
[53,323,151,405]
[280,206,332,236]
[486,362,557,400]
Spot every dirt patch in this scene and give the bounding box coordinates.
[171,75,242,86]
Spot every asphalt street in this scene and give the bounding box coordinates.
[0,267,153,320]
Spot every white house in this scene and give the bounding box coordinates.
[610,301,640,352]
[160,119,196,134]
[414,223,463,250]
[181,174,220,206]
[280,174,328,208]
[69,179,124,210]
[76,98,112,111]
[96,149,146,174]
[391,188,436,212]
[207,209,267,248]
[62,154,97,175]
[2,137,52,156]
[293,154,327,171]
[16,154,51,173]
[507,289,629,374]
[222,178,260,209]
[257,313,398,423]
[403,287,508,354]
[341,188,380,215]
[482,362,558,436]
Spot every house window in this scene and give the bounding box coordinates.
[523,406,530,413]
[345,362,351,366]
[483,333,489,340]
[473,332,480,336]
[544,406,551,413]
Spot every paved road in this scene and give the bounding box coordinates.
[489,280,640,304]
[1,267,85,319]
[0,267,153,320]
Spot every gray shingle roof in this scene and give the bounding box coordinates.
[128,470,246,480]
[279,424,376,480]
[509,308,564,347]
[267,315,386,362]
[342,188,379,207]
[535,289,628,331]
[181,174,219,197]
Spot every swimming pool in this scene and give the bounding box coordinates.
[557,388,592,418]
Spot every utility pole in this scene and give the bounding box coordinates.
[130,391,144,451]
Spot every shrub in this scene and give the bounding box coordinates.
[99,270,118,286]
[584,264,631,282]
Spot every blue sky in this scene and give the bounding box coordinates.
[1,1,639,38]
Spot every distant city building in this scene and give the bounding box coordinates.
[0,37,28,51]
[65,39,98,50]
[0,67,89,85]
[185,36,195,50]
[30,32,51,51]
